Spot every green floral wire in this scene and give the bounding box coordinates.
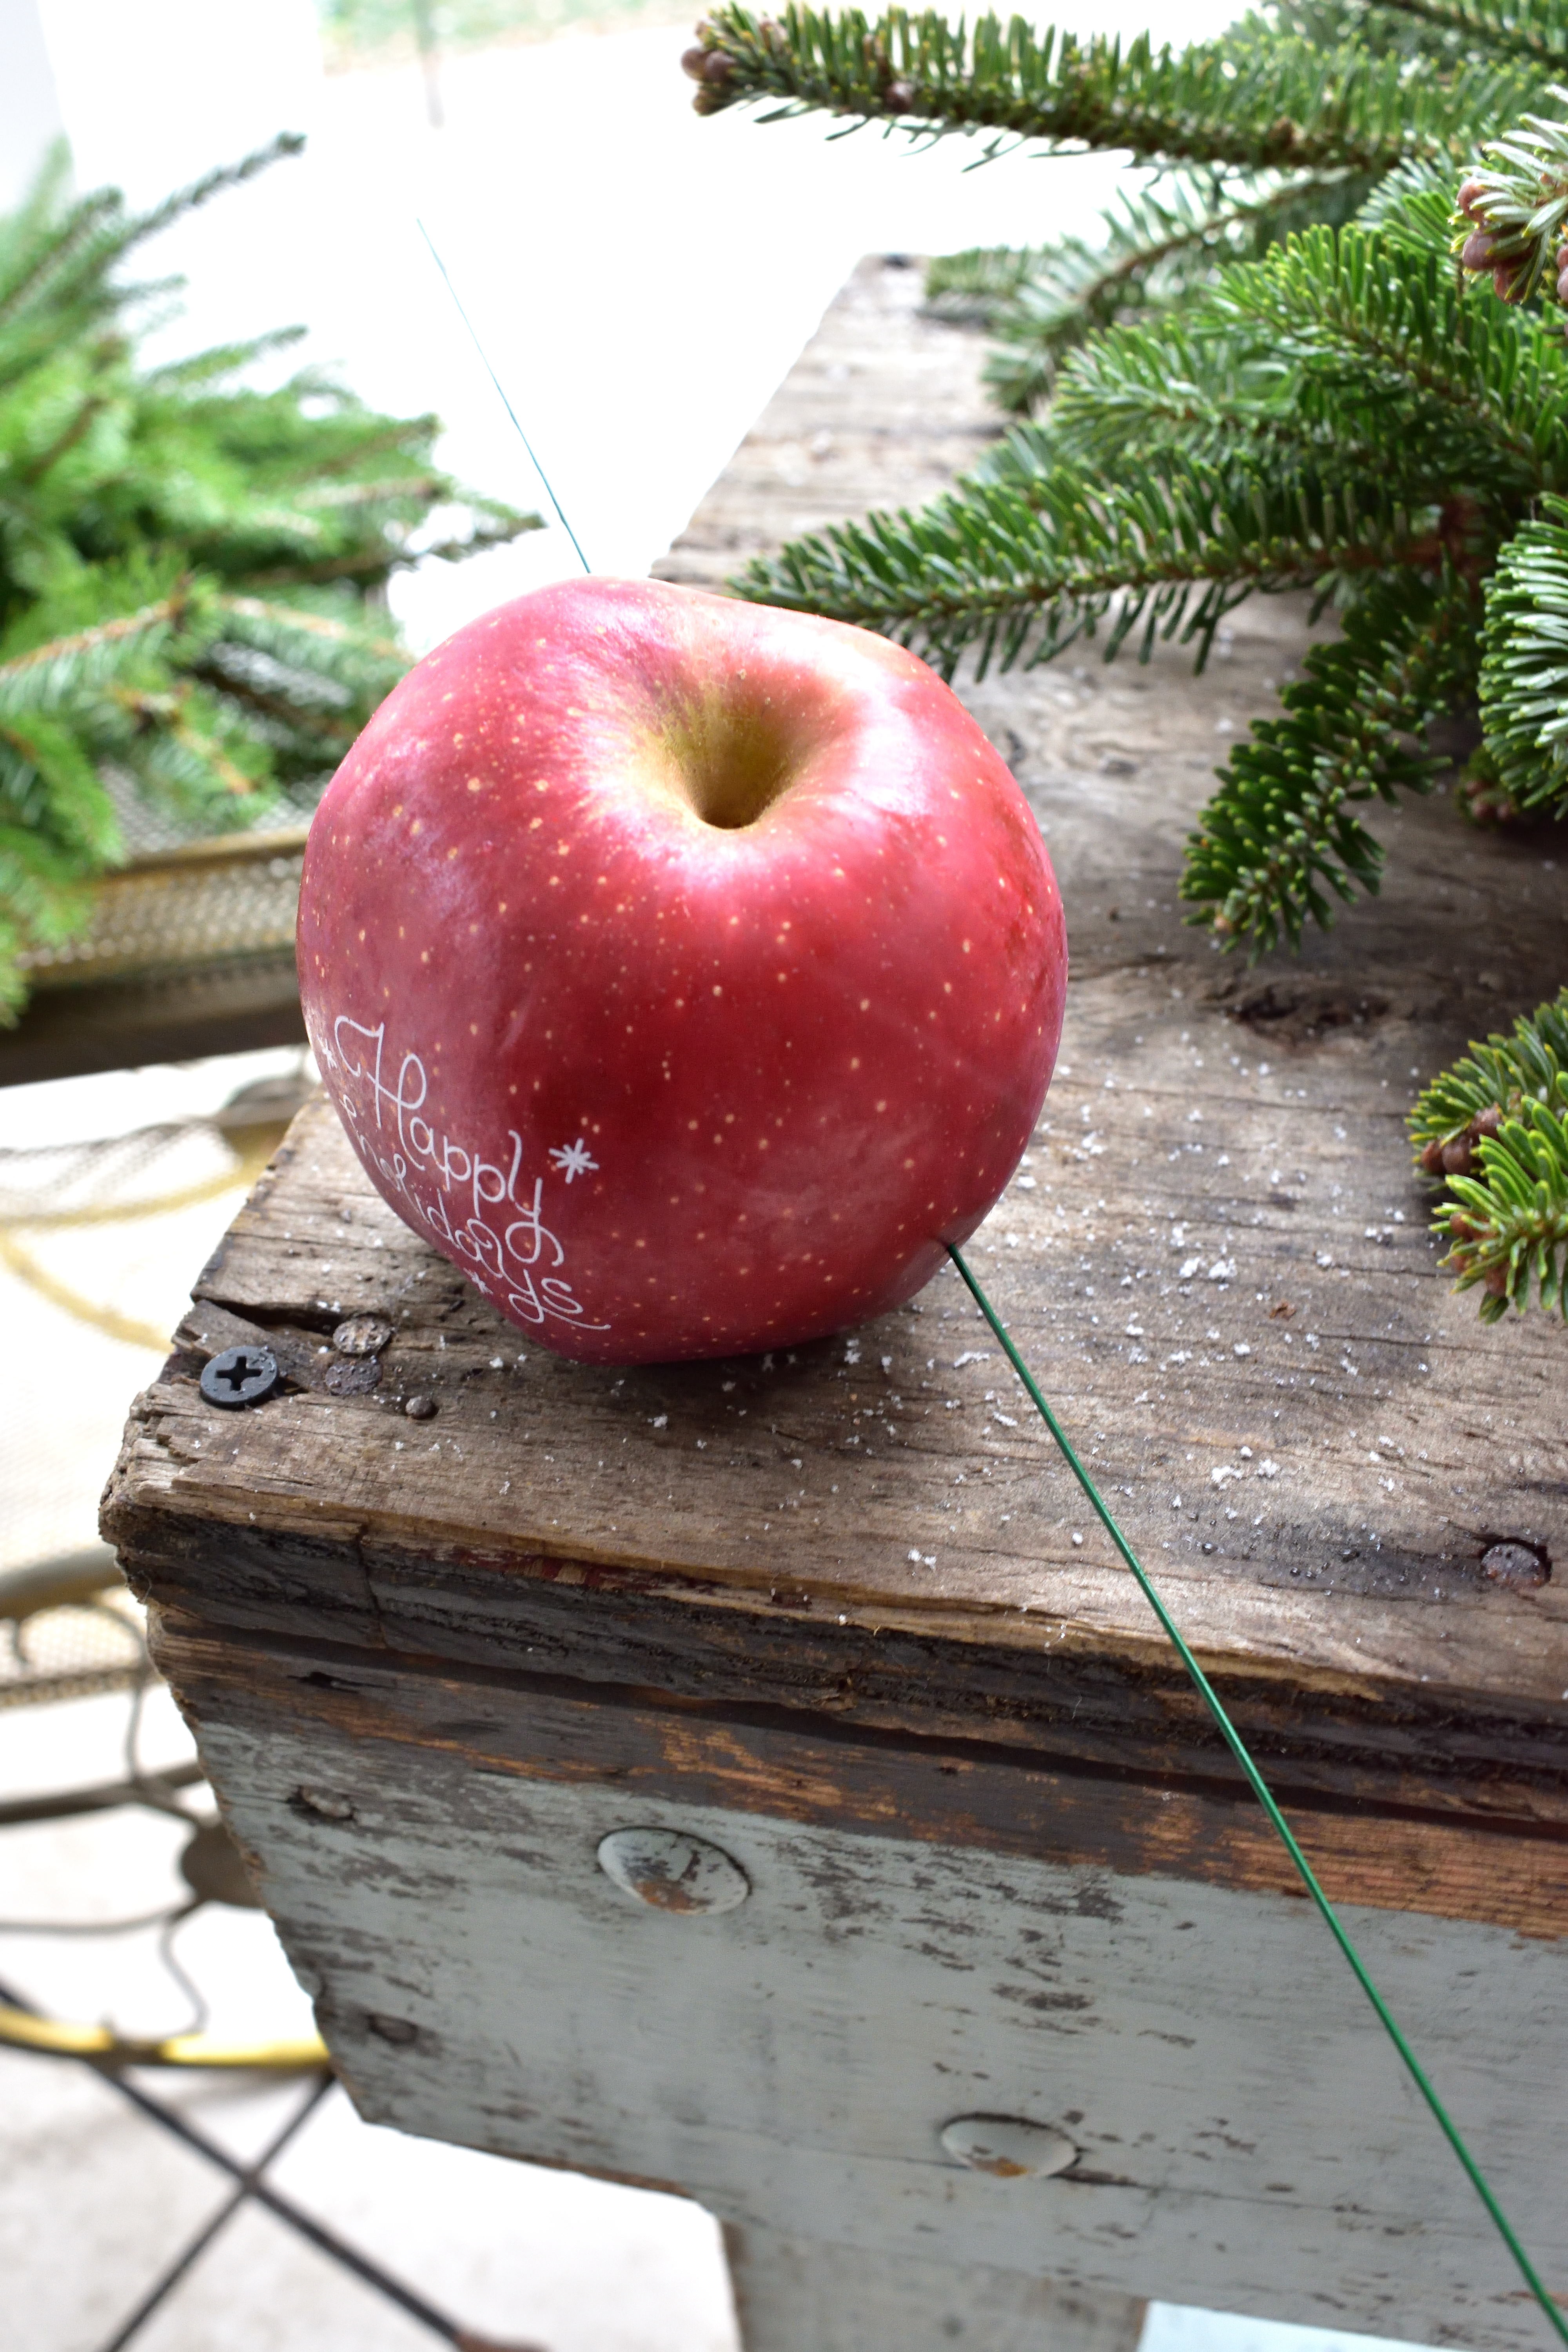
[946,1241,1568,2347]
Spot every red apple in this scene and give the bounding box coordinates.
[297,577,1066,1364]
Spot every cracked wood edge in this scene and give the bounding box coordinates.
[154,1606,1568,1942]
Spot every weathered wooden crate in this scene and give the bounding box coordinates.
[104,260,1566,2352]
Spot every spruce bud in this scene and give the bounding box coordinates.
[1459,229,1495,272]
[702,47,734,82]
[1455,177,1487,220]
[886,78,915,109]
[681,44,710,78]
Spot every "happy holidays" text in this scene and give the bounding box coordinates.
[312,1012,609,1333]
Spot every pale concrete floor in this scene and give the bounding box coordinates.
[1,5,1474,2345]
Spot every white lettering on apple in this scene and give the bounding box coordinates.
[314,1011,609,1332]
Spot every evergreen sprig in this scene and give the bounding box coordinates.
[685,0,1555,390]
[688,7,1534,169]
[735,202,1549,954]
[935,173,1360,414]
[1476,491,1568,800]
[1409,991,1568,1316]
[737,444,1438,681]
[1182,572,1475,949]
[1382,0,1568,70]
[0,143,539,1019]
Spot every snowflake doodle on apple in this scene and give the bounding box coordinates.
[550,1137,599,1184]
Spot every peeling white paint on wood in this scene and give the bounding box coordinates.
[183,1691,1566,2352]
[721,2219,1147,2352]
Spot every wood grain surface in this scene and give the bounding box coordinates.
[153,1608,1568,2352]
[719,2223,1147,2352]
[105,256,1568,1918]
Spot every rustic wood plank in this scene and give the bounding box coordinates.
[154,1609,1568,1940]
[156,1610,1568,2352]
[106,1063,1568,1875]
[719,2222,1147,2352]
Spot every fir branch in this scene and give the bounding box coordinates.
[0,134,305,337]
[191,666,365,753]
[1352,155,1462,236]
[975,171,1356,413]
[1476,491,1568,800]
[1379,0,1568,69]
[689,7,1541,172]
[15,390,111,488]
[140,327,309,391]
[1038,313,1415,482]
[1450,90,1568,301]
[925,242,1048,321]
[0,176,118,331]
[1180,572,1475,951]
[113,135,309,261]
[0,597,188,702]
[215,593,401,657]
[1042,315,1304,468]
[738,448,1440,679]
[1410,988,1568,1316]
[0,148,541,1020]
[1412,982,1568,1140]
[0,823,94,1013]
[1218,222,1568,498]
[235,510,526,589]
[0,712,119,862]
